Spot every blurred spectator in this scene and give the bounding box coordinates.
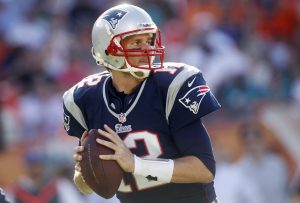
[85,193,120,203]
[291,181,300,203]
[215,121,291,203]
[255,0,299,41]
[238,122,289,203]
[4,6,49,50]
[180,11,250,92]
[0,188,10,203]
[0,79,21,148]
[289,164,300,203]
[7,148,84,203]
[214,140,264,203]
[291,76,300,103]
[41,14,73,79]
[18,76,62,143]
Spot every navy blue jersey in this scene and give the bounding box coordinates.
[63,63,220,203]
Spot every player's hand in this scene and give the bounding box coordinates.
[96,124,135,173]
[73,145,84,163]
[73,131,88,164]
[72,131,93,194]
[81,130,88,143]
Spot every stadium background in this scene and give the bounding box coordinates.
[0,0,299,202]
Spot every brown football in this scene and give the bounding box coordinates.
[80,129,123,198]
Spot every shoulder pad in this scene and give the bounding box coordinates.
[163,64,202,121]
[67,71,110,100]
[63,71,110,130]
[152,63,205,122]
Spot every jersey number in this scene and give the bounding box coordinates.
[154,67,177,74]
[77,74,103,88]
[118,131,166,192]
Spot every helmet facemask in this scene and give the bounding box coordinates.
[105,29,164,78]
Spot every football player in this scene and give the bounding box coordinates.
[63,4,220,203]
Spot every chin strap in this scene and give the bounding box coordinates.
[129,71,149,79]
[126,60,150,79]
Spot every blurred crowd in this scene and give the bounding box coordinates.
[0,0,299,202]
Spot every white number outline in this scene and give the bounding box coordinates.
[77,74,103,88]
[154,67,177,74]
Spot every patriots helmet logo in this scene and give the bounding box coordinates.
[179,85,210,114]
[102,9,127,29]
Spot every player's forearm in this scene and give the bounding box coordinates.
[171,155,214,183]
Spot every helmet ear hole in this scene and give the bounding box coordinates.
[96,61,100,65]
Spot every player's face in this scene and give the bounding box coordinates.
[122,33,154,67]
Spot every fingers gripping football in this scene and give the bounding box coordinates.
[72,140,93,195]
[96,124,135,173]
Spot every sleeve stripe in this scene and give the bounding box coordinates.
[63,85,88,131]
[165,66,200,123]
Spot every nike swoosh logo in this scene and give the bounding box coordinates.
[188,76,196,87]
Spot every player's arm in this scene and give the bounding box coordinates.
[97,122,214,184]
[172,156,213,183]
[170,119,215,183]
[164,67,219,183]
[130,119,215,184]
[132,154,213,184]
[63,87,92,194]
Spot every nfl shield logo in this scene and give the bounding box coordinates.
[118,113,127,123]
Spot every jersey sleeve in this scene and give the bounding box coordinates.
[63,85,88,139]
[63,72,109,139]
[167,66,220,131]
[172,119,216,175]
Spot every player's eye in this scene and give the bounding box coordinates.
[128,39,152,49]
[131,40,139,46]
[147,39,153,46]
[128,40,141,48]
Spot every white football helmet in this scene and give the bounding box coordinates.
[91,4,165,79]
